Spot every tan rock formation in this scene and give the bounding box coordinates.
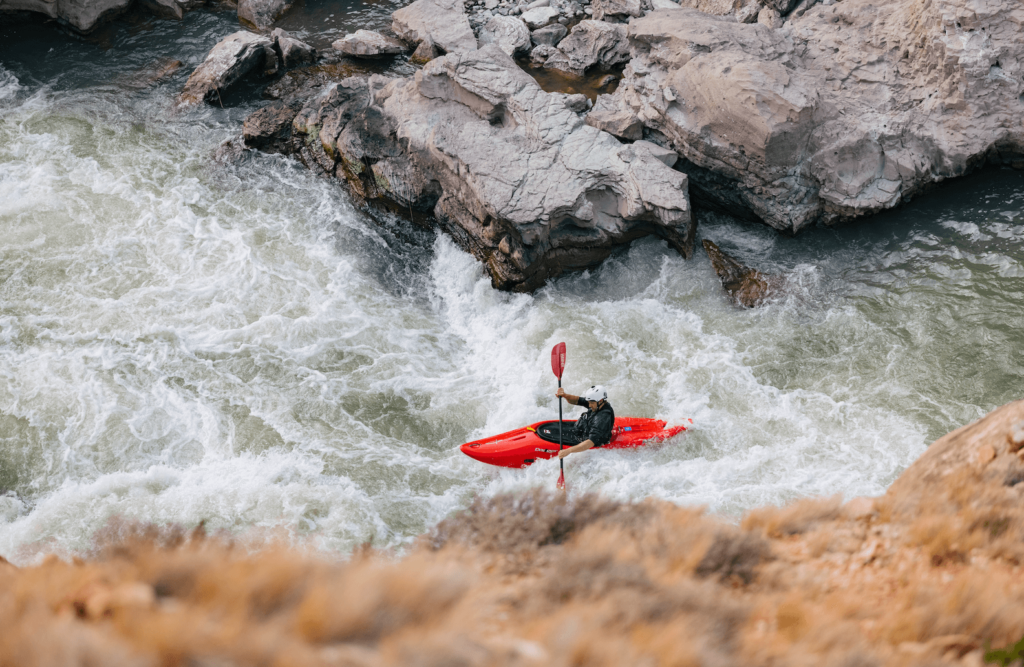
[605,0,1024,233]
[702,239,781,306]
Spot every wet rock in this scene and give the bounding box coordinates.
[610,2,1024,232]
[521,5,559,27]
[544,19,628,77]
[531,23,568,47]
[478,15,531,56]
[238,0,294,29]
[392,0,478,55]
[590,0,641,21]
[0,0,133,32]
[116,58,183,91]
[178,32,278,108]
[585,92,642,140]
[289,45,693,291]
[333,30,408,58]
[243,100,300,152]
[273,29,316,68]
[702,240,779,307]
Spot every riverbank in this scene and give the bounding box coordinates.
[3,400,1023,667]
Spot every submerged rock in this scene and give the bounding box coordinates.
[288,45,693,291]
[702,239,779,307]
[177,32,278,108]
[392,0,478,55]
[238,0,294,29]
[333,30,408,58]
[609,2,1024,232]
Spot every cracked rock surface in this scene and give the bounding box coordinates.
[605,1,1024,232]
[290,45,693,291]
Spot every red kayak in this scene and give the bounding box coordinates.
[460,417,691,468]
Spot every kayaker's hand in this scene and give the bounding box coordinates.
[556,387,566,399]
[557,448,570,459]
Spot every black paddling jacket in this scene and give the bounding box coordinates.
[573,399,615,447]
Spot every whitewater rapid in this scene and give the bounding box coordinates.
[1,32,1022,564]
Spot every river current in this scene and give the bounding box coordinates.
[1,9,1022,563]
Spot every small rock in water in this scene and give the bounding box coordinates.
[178,31,278,108]
[531,23,567,46]
[702,240,781,308]
[595,72,617,89]
[333,29,408,57]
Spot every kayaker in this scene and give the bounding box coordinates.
[553,385,615,459]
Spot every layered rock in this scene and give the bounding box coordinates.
[392,0,478,55]
[289,45,693,291]
[605,2,1024,233]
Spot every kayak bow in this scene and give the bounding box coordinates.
[460,417,691,468]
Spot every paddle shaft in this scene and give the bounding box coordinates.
[558,377,564,476]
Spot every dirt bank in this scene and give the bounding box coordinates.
[3,400,1024,667]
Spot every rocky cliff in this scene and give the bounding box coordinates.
[3,399,1024,666]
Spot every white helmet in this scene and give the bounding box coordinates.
[582,385,607,402]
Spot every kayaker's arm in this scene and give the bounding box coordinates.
[557,439,594,459]
[555,388,580,405]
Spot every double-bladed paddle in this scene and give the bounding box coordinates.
[551,342,567,491]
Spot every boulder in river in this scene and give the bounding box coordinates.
[287,45,693,291]
[333,30,409,58]
[243,100,300,152]
[392,0,478,55]
[272,29,316,68]
[607,2,1024,233]
[178,32,278,108]
[238,0,294,29]
[702,239,779,307]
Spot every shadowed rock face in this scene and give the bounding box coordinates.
[702,239,778,307]
[605,1,1024,233]
[0,0,133,32]
[287,45,694,291]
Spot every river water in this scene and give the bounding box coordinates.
[1,9,1022,563]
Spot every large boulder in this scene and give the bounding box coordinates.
[289,45,693,291]
[177,32,278,108]
[237,0,293,29]
[539,20,629,77]
[392,0,478,55]
[478,16,532,56]
[0,0,132,32]
[272,29,316,68]
[333,30,408,58]
[606,3,1024,233]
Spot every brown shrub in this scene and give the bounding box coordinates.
[694,529,771,585]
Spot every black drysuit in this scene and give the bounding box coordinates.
[573,399,615,447]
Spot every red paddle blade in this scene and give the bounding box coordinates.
[551,342,566,379]
[556,469,565,491]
